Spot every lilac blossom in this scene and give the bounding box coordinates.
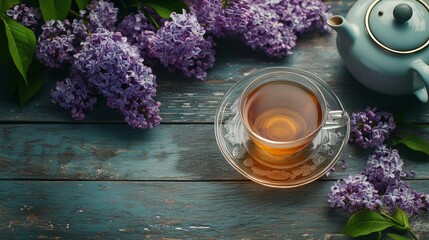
[148,10,216,80]
[190,0,252,37]
[364,145,404,193]
[51,69,97,120]
[188,0,331,58]
[329,145,429,215]
[86,0,118,32]
[349,107,396,148]
[327,174,381,213]
[383,182,429,215]
[116,11,156,45]
[63,29,161,128]
[242,3,297,57]
[240,0,331,57]
[270,0,332,33]
[36,19,88,68]
[6,4,40,31]
[116,11,157,65]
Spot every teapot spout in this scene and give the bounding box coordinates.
[327,15,357,45]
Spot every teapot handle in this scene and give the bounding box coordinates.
[411,59,429,103]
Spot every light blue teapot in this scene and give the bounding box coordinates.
[328,0,429,102]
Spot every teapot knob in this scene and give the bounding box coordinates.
[393,3,413,23]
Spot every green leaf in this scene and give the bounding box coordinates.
[39,0,72,21]
[393,134,429,156]
[142,0,189,18]
[387,233,410,240]
[0,0,20,12]
[18,61,44,107]
[391,208,410,231]
[74,0,89,10]
[3,15,36,85]
[142,3,172,18]
[8,60,45,107]
[343,210,396,237]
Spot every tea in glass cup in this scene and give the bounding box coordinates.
[239,71,347,164]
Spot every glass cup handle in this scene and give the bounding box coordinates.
[323,110,349,130]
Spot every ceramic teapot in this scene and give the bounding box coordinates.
[328,0,429,102]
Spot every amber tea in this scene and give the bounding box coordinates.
[242,81,323,156]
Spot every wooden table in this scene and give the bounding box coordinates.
[1,0,428,239]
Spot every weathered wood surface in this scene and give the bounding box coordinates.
[0,124,428,181]
[1,0,429,239]
[1,181,428,239]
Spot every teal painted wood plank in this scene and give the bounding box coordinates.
[1,124,428,181]
[0,124,239,180]
[0,180,428,239]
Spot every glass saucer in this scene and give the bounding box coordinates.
[214,67,350,188]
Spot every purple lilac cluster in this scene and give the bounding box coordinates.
[328,145,429,215]
[116,0,331,80]
[349,107,396,148]
[74,29,161,128]
[36,19,88,68]
[328,174,381,213]
[188,0,331,57]
[51,69,97,120]
[116,11,156,45]
[244,0,331,57]
[274,0,332,34]
[86,0,118,32]
[116,11,157,64]
[364,145,404,192]
[6,4,40,31]
[147,10,216,80]
[190,0,252,37]
[384,182,429,215]
[53,29,161,128]
[243,3,297,57]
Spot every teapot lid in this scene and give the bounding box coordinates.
[365,0,429,54]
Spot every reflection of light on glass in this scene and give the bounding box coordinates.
[224,98,247,146]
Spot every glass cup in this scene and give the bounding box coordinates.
[238,70,349,164]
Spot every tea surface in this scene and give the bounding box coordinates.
[244,81,322,142]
